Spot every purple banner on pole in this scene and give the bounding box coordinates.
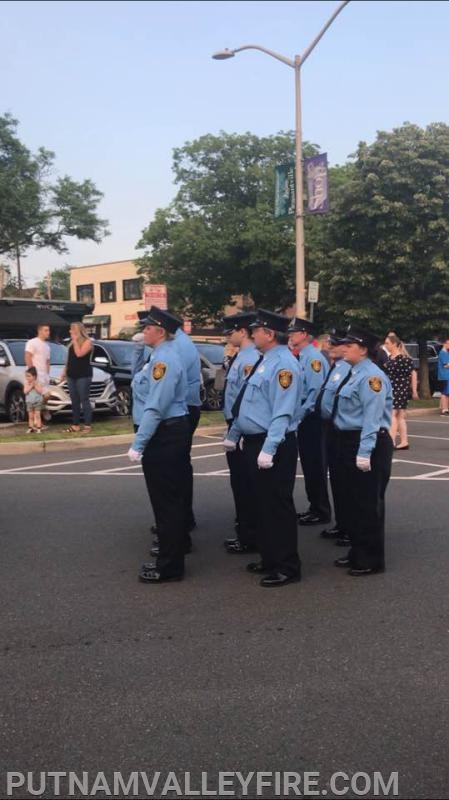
[304,153,329,214]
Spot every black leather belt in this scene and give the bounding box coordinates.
[160,415,189,428]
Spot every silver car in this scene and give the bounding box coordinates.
[0,339,117,422]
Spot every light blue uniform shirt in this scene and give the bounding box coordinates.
[131,342,152,378]
[438,348,449,381]
[174,329,201,407]
[319,359,352,420]
[223,342,260,421]
[298,343,329,423]
[228,345,301,456]
[334,358,393,458]
[131,340,188,452]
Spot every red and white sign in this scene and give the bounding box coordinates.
[143,284,168,310]
[183,320,192,334]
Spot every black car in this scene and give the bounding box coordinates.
[92,338,226,413]
[405,342,440,394]
[91,340,139,416]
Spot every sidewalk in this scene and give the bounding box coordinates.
[0,425,227,456]
[0,408,440,456]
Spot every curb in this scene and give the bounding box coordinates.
[0,425,227,456]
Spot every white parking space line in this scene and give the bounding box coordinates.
[0,441,222,475]
[409,434,449,442]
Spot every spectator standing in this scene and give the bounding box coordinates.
[23,367,45,433]
[25,324,51,396]
[382,334,417,450]
[437,338,449,415]
[60,322,94,433]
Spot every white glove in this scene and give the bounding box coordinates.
[132,332,145,343]
[127,447,142,462]
[222,438,237,452]
[356,455,371,472]
[257,450,274,469]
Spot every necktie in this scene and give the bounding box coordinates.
[230,355,263,419]
[331,370,352,421]
[315,362,336,416]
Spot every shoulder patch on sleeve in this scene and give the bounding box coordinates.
[311,359,322,373]
[243,364,253,377]
[368,376,382,392]
[278,369,293,389]
[152,362,167,381]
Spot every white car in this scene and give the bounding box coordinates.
[0,339,117,423]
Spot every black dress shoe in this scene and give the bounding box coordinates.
[260,572,301,587]
[139,566,183,583]
[296,510,312,520]
[334,556,351,567]
[225,540,258,554]
[246,561,270,574]
[224,537,239,548]
[320,525,340,539]
[298,512,331,526]
[348,566,385,576]
[335,535,351,547]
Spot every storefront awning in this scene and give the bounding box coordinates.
[0,306,69,328]
[83,315,111,324]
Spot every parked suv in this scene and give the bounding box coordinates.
[193,341,225,411]
[91,339,138,416]
[405,342,439,394]
[0,339,117,423]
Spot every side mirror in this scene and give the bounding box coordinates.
[93,356,109,365]
[0,356,9,367]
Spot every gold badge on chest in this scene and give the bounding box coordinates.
[311,359,322,373]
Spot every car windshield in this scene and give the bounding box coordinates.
[195,343,224,365]
[100,342,134,367]
[7,340,68,366]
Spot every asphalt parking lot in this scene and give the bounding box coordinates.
[1,415,449,799]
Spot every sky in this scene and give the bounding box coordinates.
[3,0,449,286]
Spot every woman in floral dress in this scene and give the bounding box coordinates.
[383,334,418,450]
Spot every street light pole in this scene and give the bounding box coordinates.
[213,0,350,318]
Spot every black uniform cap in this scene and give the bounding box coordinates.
[288,316,314,335]
[328,327,347,346]
[222,312,257,335]
[340,325,379,350]
[249,309,291,333]
[138,306,182,334]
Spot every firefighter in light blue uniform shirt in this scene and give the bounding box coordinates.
[221,312,261,554]
[332,325,393,577]
[315,329,352,542]
[288,317,331,525]
[127,306,191,585]
[224,310,302,587]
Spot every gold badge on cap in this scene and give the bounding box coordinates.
[278,369,293,389]
[152,362,167,381]
[368,376,382,392]
[311,359,322,373]
[243,364,253,377]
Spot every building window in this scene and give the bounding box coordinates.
[122,278,142,301]
[100,281,116,303]
[76,284,94,304]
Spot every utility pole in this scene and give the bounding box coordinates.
[46,271,52,299]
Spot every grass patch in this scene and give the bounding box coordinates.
[408,398,440,409]
[0,410,225,443]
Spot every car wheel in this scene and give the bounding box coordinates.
[115,386,132,416]
[204,385,223,411]
[7,388,26,423]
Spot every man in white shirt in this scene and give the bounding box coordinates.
[25,325,51,400]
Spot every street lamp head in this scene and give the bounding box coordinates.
[212,48,235,60]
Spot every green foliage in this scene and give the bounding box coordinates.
[316,123,449,341]
[0,113,109,267]
[36,266,71,300]
[136,131,320,323]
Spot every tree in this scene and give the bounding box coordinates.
[36,266,71,300]
[136,131,320,324]
[315,123,449,396]
[0,113,109,291]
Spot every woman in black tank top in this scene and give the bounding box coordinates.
[61,322,94,432]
